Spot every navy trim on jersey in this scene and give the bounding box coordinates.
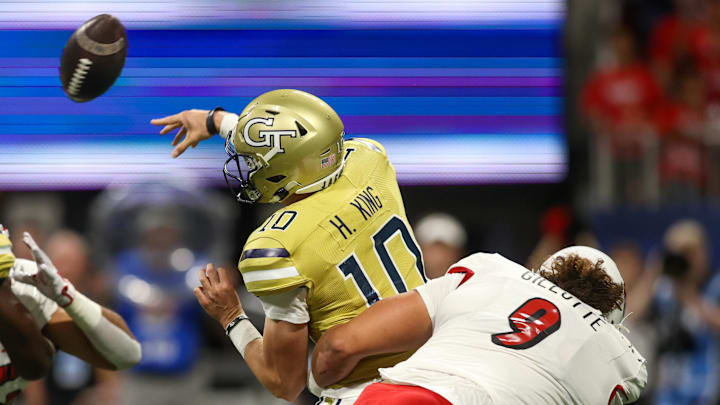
[240,248,291,261]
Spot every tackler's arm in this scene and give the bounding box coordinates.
[312,291,432,388]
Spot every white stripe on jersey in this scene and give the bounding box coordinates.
[243,266,300,282]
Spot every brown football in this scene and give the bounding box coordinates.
[60,14,127,102]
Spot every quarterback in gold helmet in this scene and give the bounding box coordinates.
[152,89,427,403]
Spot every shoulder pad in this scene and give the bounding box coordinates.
[452,252,514,273]
[347,138,386,155]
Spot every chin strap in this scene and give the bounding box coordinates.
[615,312,633,334]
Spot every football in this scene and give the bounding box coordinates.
[59,14,127,102]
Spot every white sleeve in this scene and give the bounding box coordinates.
[619,363,647,404]
[610,333,648,404]
[414,273,465,323]
[219,113,240,140]
[10,259,58,329]
[259,287,310,324]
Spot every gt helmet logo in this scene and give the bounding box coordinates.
[226,89,346,204]
[243,117,297,160]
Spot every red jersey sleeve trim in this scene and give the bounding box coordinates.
[447,266,475,287]
[608,384,628,404]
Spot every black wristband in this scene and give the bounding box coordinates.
[206,107,226,135]
[225,314,249,336]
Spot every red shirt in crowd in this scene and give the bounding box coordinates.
[655,101,706,185]
[688,26,720,103]
[649,15,720,104]
[650,16,707,70]
[583,63,663,158]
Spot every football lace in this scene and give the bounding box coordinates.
[67,58,93,96]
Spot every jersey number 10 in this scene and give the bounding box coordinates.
[337,216,427,306]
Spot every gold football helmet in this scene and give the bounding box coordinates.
[224,89,345,203]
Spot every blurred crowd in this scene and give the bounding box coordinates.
[582,0,720,206]
[607,218,720,405]
[578,1,720,401]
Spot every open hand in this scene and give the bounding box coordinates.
[194,263,244,328]
[150,109,212,158]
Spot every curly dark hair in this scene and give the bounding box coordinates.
[537,254,624,315]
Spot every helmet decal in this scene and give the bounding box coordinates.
[243,117,297,161]
[227,89,345,204]
[321,154,336,169]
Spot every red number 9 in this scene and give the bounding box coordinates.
[491,298,561,350]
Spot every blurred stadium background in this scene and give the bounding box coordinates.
[1,0,719,404]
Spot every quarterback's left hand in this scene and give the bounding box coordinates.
[194,263,245,329]
[12,232,76,307]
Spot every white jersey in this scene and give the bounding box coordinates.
[379,253,647,405]
[0,259,57,404]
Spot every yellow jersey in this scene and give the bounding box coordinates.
[237,138,427,387]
